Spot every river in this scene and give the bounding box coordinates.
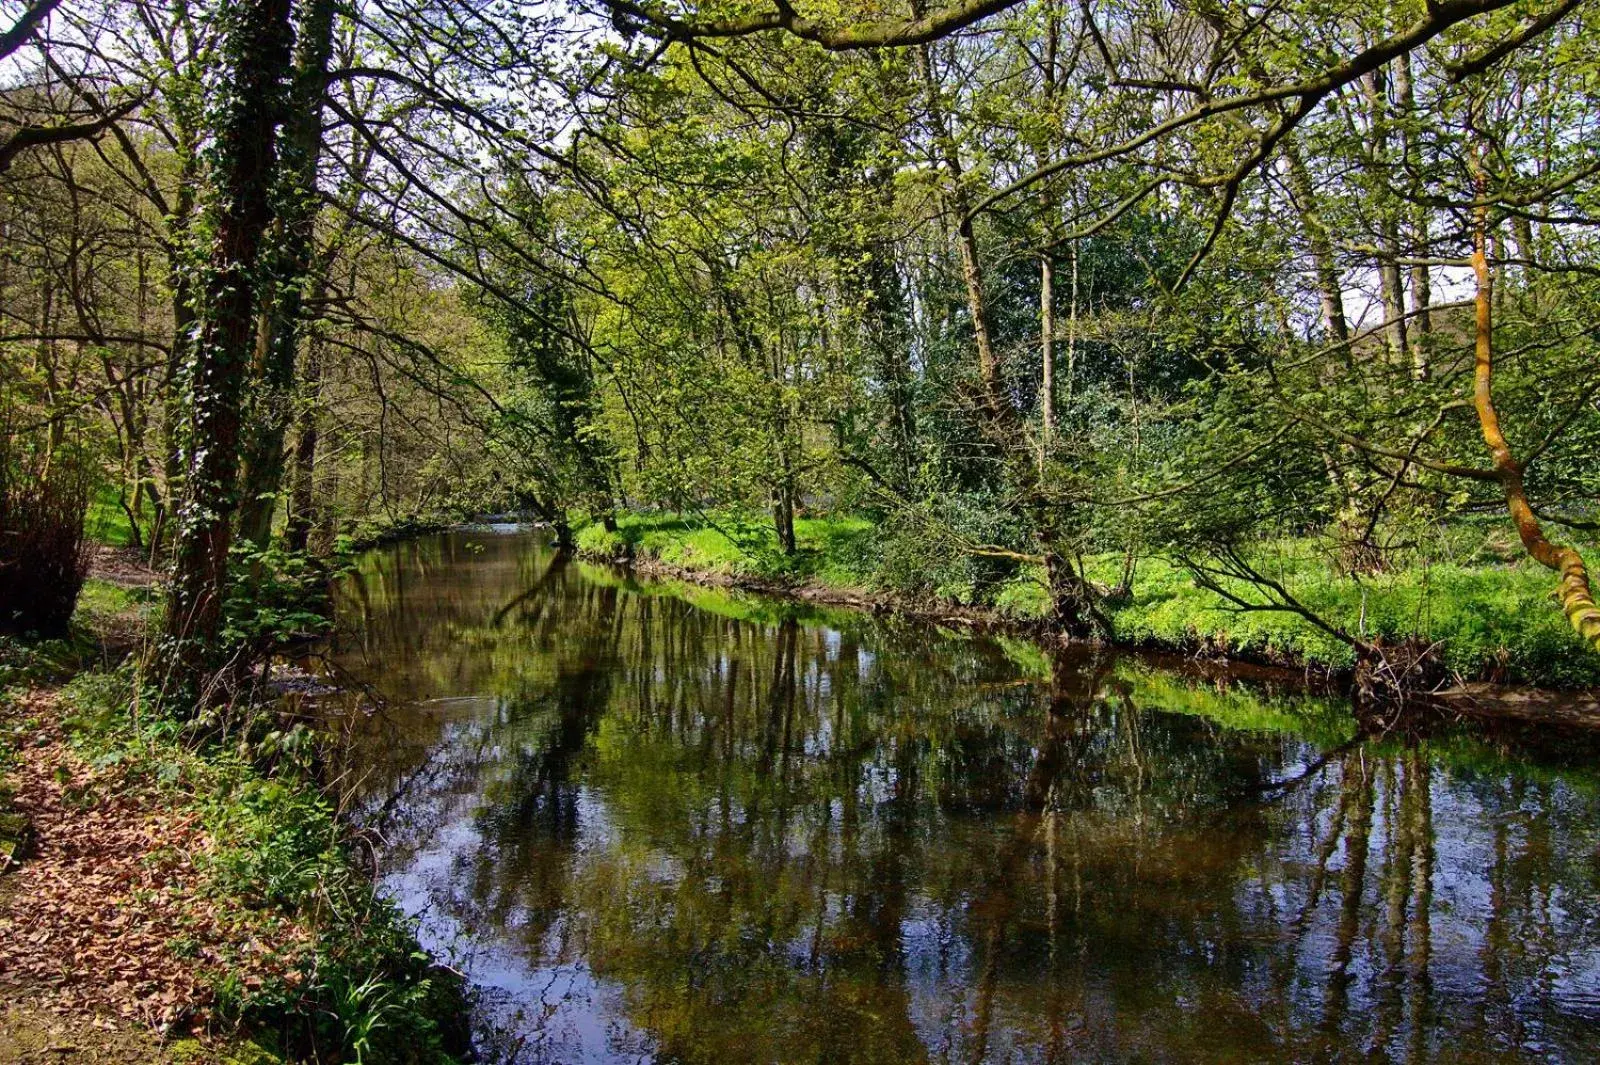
[330,527,1600,1064]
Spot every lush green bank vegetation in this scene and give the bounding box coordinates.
[577,511,1600,688]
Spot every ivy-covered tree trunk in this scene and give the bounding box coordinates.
[160,0,295,696]
[238,0,337,547]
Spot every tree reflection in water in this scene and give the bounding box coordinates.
[333,530,1600,1064]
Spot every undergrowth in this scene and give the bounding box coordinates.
[52,665,468,1064]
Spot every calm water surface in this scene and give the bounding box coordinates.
[332,528,1600,1064]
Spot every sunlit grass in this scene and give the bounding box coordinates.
[577,510,1600,687]
[1095,551,1598,687]
[576,511,878,586]
[83,483,157,548]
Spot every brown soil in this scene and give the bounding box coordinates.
[1429,682,1600,729]
[0,997,229,1064]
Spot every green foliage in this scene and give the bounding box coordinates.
[579,511,879,586]
[221,542,335,656]
[335,513,464,555]
[0,637,84,691]
[573,520,626,558]
[84,482,160,548]
[75,577,143,616]
[578,510,1600,687]
[205,775,343,909]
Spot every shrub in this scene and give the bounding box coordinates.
[875,493,1031,605]
[223,542,336,660]
[0,435,92,638]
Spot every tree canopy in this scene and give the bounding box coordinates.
[4,0,1600,695]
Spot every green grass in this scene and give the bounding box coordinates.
[575,512,879,586]
[1095,551,1600,687]
[84,482,158,547]
[964,542,1600,687]
[576,511,1600,688]
[73,577,153,626]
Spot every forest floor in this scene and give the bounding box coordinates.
[0,1000,222,1065]
[0,566,466,1064]
[0,684,297,1064]
[574,511,1600,690]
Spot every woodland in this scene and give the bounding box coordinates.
[2,0,1600,695]
[2,1,1600,1059]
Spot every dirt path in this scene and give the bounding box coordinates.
[0,999,225,1064]
[88,546,160,590]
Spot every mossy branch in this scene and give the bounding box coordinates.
[1468,121,1600,653]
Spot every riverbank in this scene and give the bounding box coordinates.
[0,581,469,1062]
[574,512,1600,692]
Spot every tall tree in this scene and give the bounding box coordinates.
[237,0,337,547]
[160,0,294,694]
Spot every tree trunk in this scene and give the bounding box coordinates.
[773,423,797,556]
[1395,52,1431,379]
[1286,138,1379,568]
[283,336,322,554]
[1510,213,1537,298]
[1283,139,1349,344]
[1041,536,1105,639]
[918,32,1105,632]
[1378,234,1408,364]
[1406,252,1432,380]
[160,0,295,696]
[1468,138,1600,651]
[773,484,796,556]
[1359,70,1408,363]
[238,0,337,547]
[1040,254,1055,446]
[1065,239,1078,403]
[1039,2,1062,432]
[851,151,917,490]
[914,42,1004,421]
[153,126,205,559]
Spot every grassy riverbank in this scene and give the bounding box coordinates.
[575,511,1600,689]
[0,586,467,1063]
[86,483,470,559]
